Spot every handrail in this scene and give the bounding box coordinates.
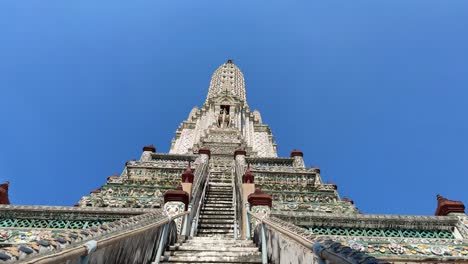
[232,164,238,239]
[28,211,189,264]
[247,211,389,264]
[184,157,210,237]
[248,211,313,249]
[191,158,209,200]
[233,158,245,238]
[190,170,210,236]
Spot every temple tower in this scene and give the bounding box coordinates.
[170,60,277,158]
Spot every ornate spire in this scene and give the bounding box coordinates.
[206,59,247,103]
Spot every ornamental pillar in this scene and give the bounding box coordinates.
[248,188,272,228]
[140,144,156,161]
[234,149,251,239]
[241,166,256,211]
[311,166,322,185]
[290,149,305,168]
[198,148,211,161]
[435,194,465,216]
[164,186,190,234]
[181,163,194,200]
[0,181,10,205]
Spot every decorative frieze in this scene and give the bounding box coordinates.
[262,216,468,260]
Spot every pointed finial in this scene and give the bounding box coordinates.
[182,162,194,183]
[142,144,156,153]
[435,194,465,216]
[243,165,254,183]
[342,197,354,204]
[290,149,303,157]
[0,181,10,205]
[248,187,272,208]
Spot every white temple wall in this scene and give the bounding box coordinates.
[253,131,276,157]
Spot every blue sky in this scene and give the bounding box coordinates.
[0,1,467,215]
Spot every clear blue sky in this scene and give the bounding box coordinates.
[0,1,467,215]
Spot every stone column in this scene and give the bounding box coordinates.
[235,149,251,239]
[198,148,211,162]
[164,187,190,234]
[290,149,305,168]
[248,188,272,227]
[312,166,322,185]
[140,144,156,161]
[181,164,194,200]
[242,169,255,239]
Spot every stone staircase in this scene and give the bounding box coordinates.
[160,237,262,263]
[198,172,234,237]
[160,168,262,263]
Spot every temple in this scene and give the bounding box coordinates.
[0,60,467,263]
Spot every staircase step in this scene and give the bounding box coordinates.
[210,181,231,183]
[197,234,235,238]
[202,209,234,212]
[204,200,232,203]
[206,192,232,195]
[199,216,234,220]
[197,229,234,234]
[161,255,262,263]
[210,180,231,182]
[203,200,232,204]
[203,201,233,205]
[204,202,233,206]
[203,205,233,209]
[205,198,232,201]
[201,211,234,215]
[168,240,256,247]
[198,223,234,229]
[206,194,232,197]
[199,211,234,216]
[167,251,261,258]
[198,219,234,224]
[188,237,251,242]
[167,246,259,252]
[205,200,232,203]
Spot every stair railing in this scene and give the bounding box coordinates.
[247,211,389,264]
[232,165,239,239]
[181,157,209,238]
[189,170,210,237]
[153,211,189,264]
[27,210,188,264]
[190,158,209,202]
[233,158,246,239]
